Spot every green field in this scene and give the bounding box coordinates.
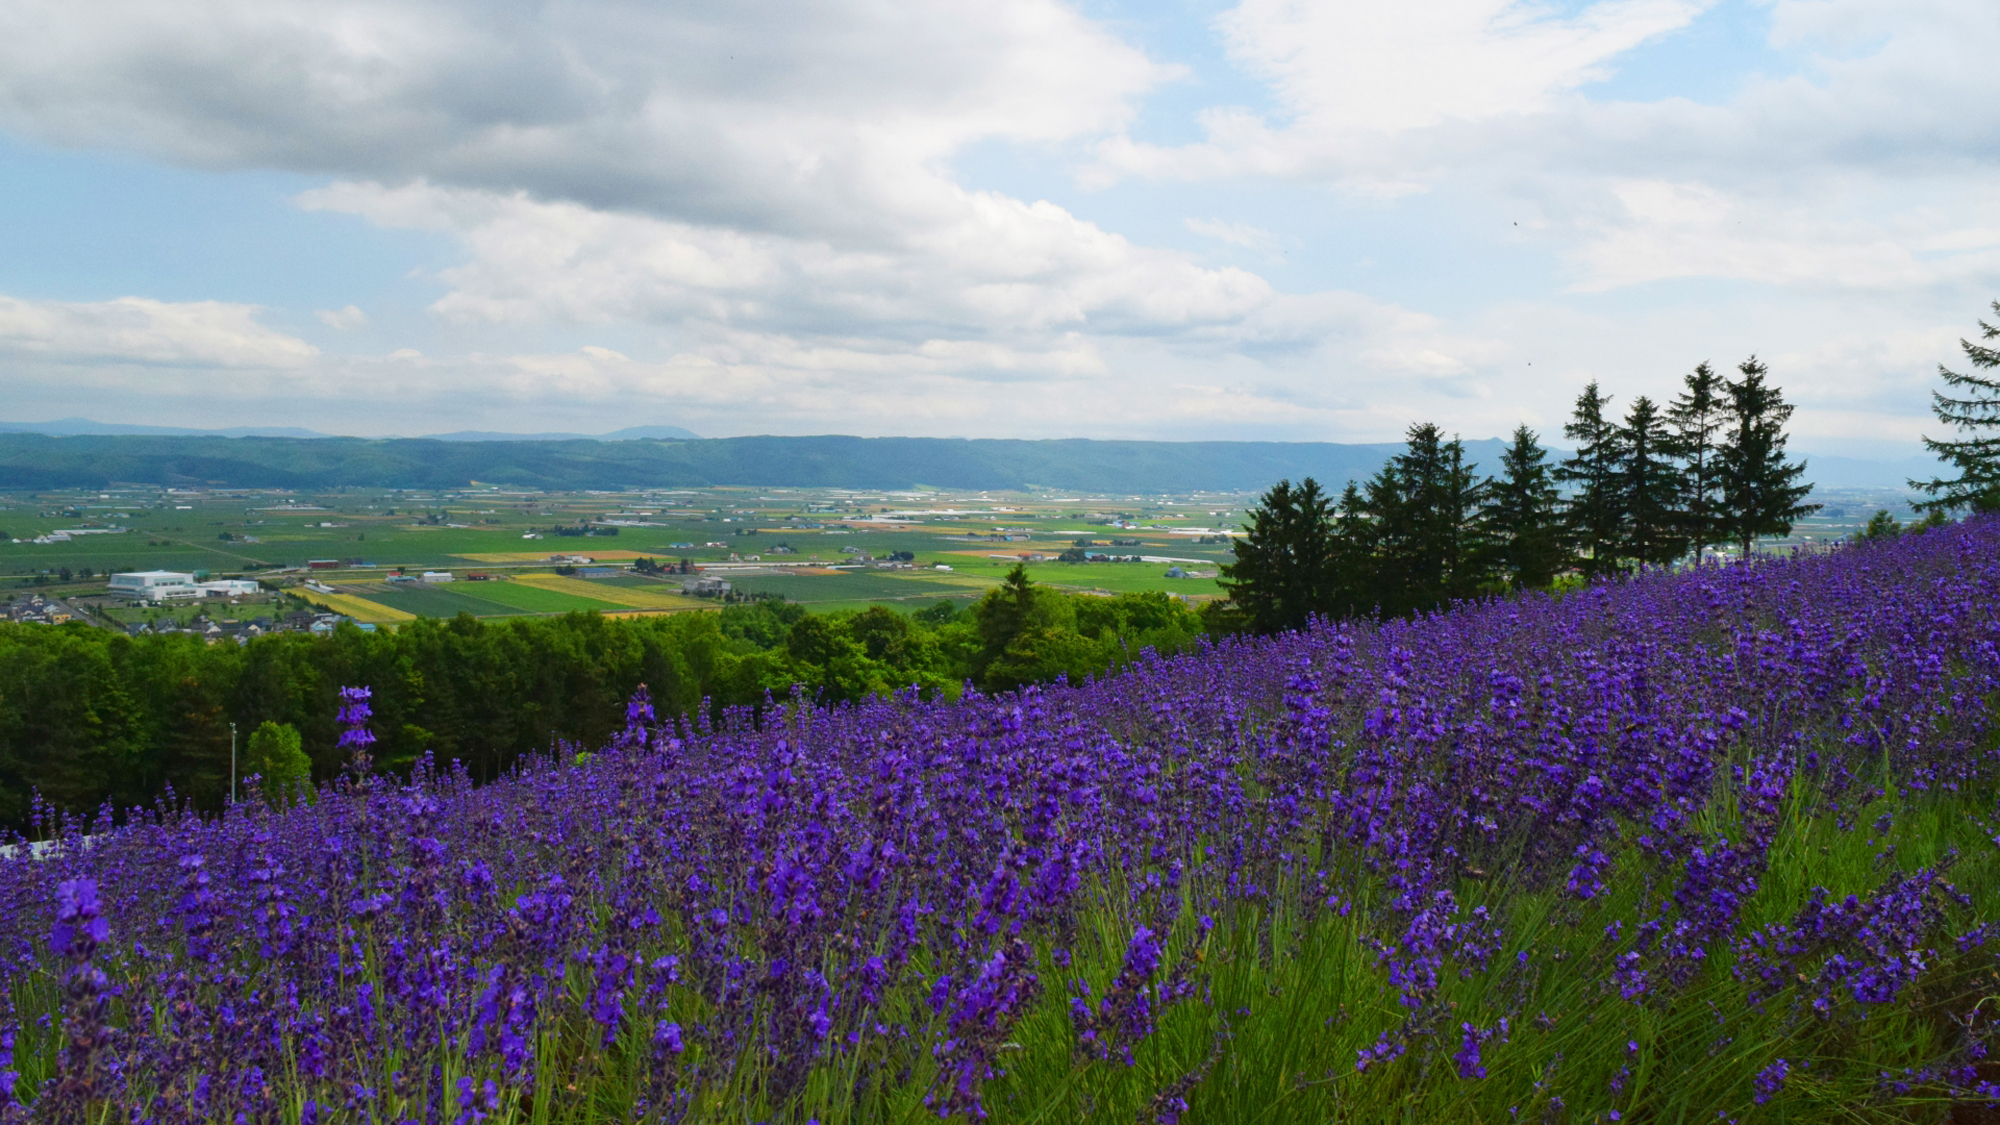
[590,574,668,588]
[726,570,991,604]
[959,559,1225,598]
[363,586,537,617]
[443,580,630,614]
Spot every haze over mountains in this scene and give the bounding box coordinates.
[0,427,1938,494]
[0,419,701,442]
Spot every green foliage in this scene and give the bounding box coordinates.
[1719,356,1821,555]
[1478,426,1568,590]
[1855,509,1904,543]
[1557,381,1625,575]
[1217,478,1340,633]
[911,599,964,626]
[1613,394,1687,566]
[244,720,310,806]
[1667,360,1730,551]
[0,583,1221,828]
[1913,299,2000,513]
[1362,423,1488,613]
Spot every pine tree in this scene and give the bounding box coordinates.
[1358,454,1413,614]
[1437,438,1488,600]
[1912,300,2000,513]
[1219,477,1338,633]
[1364,424,1487,614]
[1555,382,1624,574]
[1478,425,1568,589]
[1718,357,1820,556]
[1665,361,1728,556]
[1613,395,1686,567]
[1327,481,1376,617]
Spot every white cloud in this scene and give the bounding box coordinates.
[1219,0,1710,133]
[298,179,1279,341]
[0,0,1170,243]
[315,304,369,330]
[1568,178,2000,292]
[0,0,1991,455]
[1093,0,1711,185]
[0,294,317,369]
[1185,217,1282,257]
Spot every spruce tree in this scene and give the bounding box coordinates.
[1555,382,1624,575]
[1364,424,1486,614]
[1911,301,2000,513]
[1613,395,1686,567]
[1478,425,1568,589]
[1359,452,1413,614]
[1218,477,1338,633]
[1328,481,1376,617]
[1666,361,1728,556]
[1717,357,1820,556]
[1437,437,1488,600]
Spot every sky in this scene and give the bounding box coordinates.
[0,0,1994,455]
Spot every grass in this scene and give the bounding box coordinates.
[966,559,1226,598]
[760,769,2000,1125]
[507,573,709,610]
[445,580,632,615]
[364,585,540,618]
[726,570,986,603]
[295,589,418,624]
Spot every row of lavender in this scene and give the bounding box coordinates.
[2,518,1998,1122]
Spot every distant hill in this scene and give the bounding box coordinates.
[0,433,1488,492]
[0,432,1930,493]
[0,419,700,442]
[419,425,702,442]
[0,418,331,439]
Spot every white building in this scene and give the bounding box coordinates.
[108,571,200,602]
[421,571,455,583]
[197,580,261,598]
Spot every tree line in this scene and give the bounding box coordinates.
[9,310,1999,830]
[1218,358,1823,631]
[0,577,1204,829]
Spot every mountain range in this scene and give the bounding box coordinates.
[0,430,1938,493]
[0,419,701,442]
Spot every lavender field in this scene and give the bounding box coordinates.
[3,518,1999,1124]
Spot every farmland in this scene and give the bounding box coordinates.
[2,515,1994,1122]
[0,482,1923,630]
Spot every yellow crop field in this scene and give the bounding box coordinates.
[507,573,708,610]
[297,591,417,625]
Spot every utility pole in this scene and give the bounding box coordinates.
[229,722,238,804]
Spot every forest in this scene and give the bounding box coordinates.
[0,581,1205,828]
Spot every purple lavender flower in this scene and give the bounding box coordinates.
[337,684,377,777]
[1754,1058,1790,1104]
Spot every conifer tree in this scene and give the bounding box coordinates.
[1555,382,1624,575]
[1666,361,1728,556]
[1912,301,2000,513]
[1437,437,1488,600]
[1478,425,1568,589]
[1613,395,1686,567]
[1328,480,1376,617]
[1364,424,1486,613]
[1359,451,1413,613]
[1717,357,1820,556]
[1219,477,1338,633]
